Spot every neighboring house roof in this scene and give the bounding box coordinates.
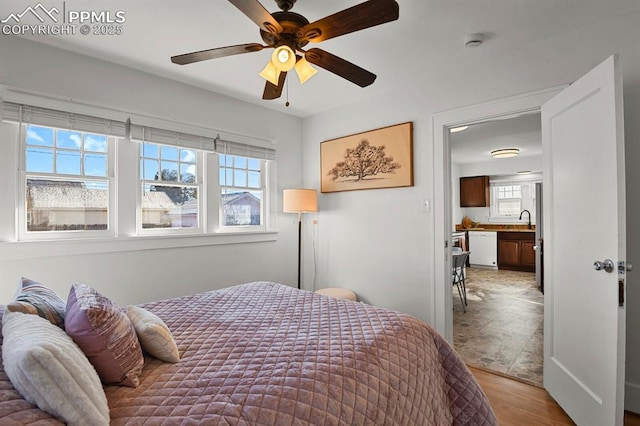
[28,182,176,210]
[28,185,108,209]
[141,191,176,209]
[222,192,260,206]
[28,184,258,210]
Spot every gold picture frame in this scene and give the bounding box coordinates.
[320,122,413,193]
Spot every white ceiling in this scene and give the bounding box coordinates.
[450,113,541,165]
[3,0,640,117]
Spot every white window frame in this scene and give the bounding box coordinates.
[489,176,539,223]
[137,141,204,235]
[18,124,116,241]
[218,153,268,232]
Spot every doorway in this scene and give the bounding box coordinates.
[449,114,543,385]
[431,87,561,342]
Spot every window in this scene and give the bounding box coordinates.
[219,154,265,227]
[489,179,538,221]
[495,184,522,216]
[139,142,201,231]
[23,124,113,236]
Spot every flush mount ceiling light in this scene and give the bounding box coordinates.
[450,125,469,133]
[491,148,519,158]
[465,33,484,48]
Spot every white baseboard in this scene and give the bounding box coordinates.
[626,381,640,414]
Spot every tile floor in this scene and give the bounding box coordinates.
[453,267,544,386]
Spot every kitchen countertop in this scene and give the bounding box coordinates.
[456,226,535,233]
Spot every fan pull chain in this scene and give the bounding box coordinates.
[285,77,290,107]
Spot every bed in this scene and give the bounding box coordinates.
[0,281,497,425]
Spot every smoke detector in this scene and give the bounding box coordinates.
[465,33,484,47]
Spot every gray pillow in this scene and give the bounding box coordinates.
[2,310,109,425]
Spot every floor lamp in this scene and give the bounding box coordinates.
[283,189,318,289]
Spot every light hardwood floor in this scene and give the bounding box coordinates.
[471,366,640,425]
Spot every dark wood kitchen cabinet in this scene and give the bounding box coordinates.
[460,176,490,207]
[498,232,535,272]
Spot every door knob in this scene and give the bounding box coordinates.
[594,259,615,273]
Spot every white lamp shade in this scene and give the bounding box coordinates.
[294,57,318,84]
[259,61,281,85]
[272,45,296,72]
[283,189,318,213]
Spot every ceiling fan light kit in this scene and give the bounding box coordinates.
[272,45,296,71]
[294,57,317,84]
[170,0,400,101]
[259,61,281,85]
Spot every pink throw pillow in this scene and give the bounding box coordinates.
[65,283,144,387]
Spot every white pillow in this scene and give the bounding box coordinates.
[2,310,110,426]
[126,305,180,363]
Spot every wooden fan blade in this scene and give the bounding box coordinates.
[262,71,287,100]
[300,0,399,43]
[171,43,264,65]
[305,48,376,87]
[228,0,283,35]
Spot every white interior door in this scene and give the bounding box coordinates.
[542,55,626,425]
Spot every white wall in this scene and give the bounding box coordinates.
[0,37,303,306]
[624,93,640,413]
[301,20,640,410]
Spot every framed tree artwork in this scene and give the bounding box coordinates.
[320,122,413,193]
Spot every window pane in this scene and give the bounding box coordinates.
[141,184,198,229]
[160,162,179,181]
[143,143,158,158]
[248,158,260,170]
[26,147,54,173]
[234,156,247,169]
[248,171,260,188]
[221,190,262,226]
[26,178,108,232]
[180,149,196,162]
[219,168,226,185]
[226,169,233,185]
[26,126,53,147]
[56,130,82,149]
[56,150,81,175]
[161,146,178,161]
[180,163,196,183]
[84,134,107,152]
[234,170,247,187]
[142,159,159,180]
[498,200,522,216]
[85,153,107,177]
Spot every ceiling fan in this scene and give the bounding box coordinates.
[170,0,399,100]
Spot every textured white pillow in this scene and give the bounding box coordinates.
[2,310,110,426]
[126,305,180,363]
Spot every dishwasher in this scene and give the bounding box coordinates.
[467,231,497,268]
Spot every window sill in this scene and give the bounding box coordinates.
[0,230,279,260]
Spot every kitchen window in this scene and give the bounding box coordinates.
[489,179,537,221]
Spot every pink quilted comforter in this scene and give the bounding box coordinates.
[0,281,496,425]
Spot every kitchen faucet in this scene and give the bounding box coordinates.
[519,209,532,229]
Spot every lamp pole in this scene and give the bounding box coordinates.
[283,189,318,291]
[296,212,302,289]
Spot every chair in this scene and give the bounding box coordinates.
[452,251,470,312]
